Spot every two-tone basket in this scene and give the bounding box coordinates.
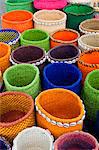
[0,136,11,150]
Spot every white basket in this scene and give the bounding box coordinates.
[12,127,54,150]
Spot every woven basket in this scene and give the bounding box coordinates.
[63,4,94,30]
[78,50,99,83]
[47,45,81,65]
[78,33,99,52]
[3,64,41,98]
[0,42,11,73]
[54,131,99,150]
[20,29,50,52]
[10,46,46,73]
[79,19,99,34]
[82,70,99,121]
[0,91,35,141]
[12,127,53,150]
[91,1,99,18]
[1,10,33,33]
[35,88,85,138]
[50,29,80,48]
[43,63,82,95]
[0,71,3,92]
[0,136,11,150]
[0,29,20,51]
[33,10,66,34]
[68,0,91,5]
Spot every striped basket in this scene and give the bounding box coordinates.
[33,10,66,34]
[0,91,35,141]
[0,136,11,150]
[0,29,20,51]
[35,88,85,138]
[12,127,53,150]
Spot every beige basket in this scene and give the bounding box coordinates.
[33,10,66,34]
[78,33,99,52]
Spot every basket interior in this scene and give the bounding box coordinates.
[0,43,9,58]
[81,20,99,31]
[6,0,32,3]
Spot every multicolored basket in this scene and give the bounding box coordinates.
[20,29,50,52]
[33,10,66,34]
[0,29,20,51]
[78,49,99,83]
[3,64,41,98]
[12,127,53,150]
[47,45,81,65]
[43,63,82,95]
[63,4,94,30]
[35,88,85,138]
[0,71,3,92]
[0,91,35,140]
[50,29,80,48]
[0,136,11,150]
[82,70,99,121]
[1,10,33,33]
[0,42,11,73]
[54,131,99,150]
[78,33,99,52]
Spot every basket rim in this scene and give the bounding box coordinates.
[0,91,34,127]
[5,0,33,6]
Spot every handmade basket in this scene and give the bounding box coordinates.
[78,50,99,83]
[3,64,41,98]
[78,33,99,52]
[0,136,11,150]
[68,0,91,5]
[34,0,67,10]
[91,1,99,18]
[12,127,53,150]
[79,19,99,34]
[1,10,33,33]
[82,70,99,121]
[47,45,81,65]
[35,88,85,138]
[5,0,36,13]
[0,91,35,140]
[43,63,82,95]
[10,46,46,73]
[33,10,66,34]
[0,71,3,92]
[50,29,80,48]
[0,29,20,51]
[0,42,11,73]
[20,29,50,52]
[54,131,99,150]
[63,4,94,30]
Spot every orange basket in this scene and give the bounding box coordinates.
[0,42,11,73]
[0,91,35,141]
[35,88,85,138]
[1,10,33,33]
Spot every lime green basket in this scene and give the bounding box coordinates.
[5,0,36,13]
[3,64,41,99]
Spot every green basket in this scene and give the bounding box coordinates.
[82,70,99,121]
[3,64,41,99]
[20,29,50,52]
[5,0,36,13]
[63,4,94,31]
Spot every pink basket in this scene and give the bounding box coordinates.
[34,0,67,10]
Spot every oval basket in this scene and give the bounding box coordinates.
[0,91,35,141]
[33,10,66,34]
[0,136,11,150]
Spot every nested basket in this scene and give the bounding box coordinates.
[78,50,99,83]
[35,88,85,138]
[54,131,99,150]
[20,29,50,52]
[78,33,99,52]
[79,19,99,35]
[0,136,11,150]
[12,127,53,150]
[3,64,41,98]
[82,70,99,121]
[33,10,66,34]
[0,91,35,141]
[50,29,80,48]
[0,29,20,51]
[0,71,3,92]
[43,63,82,95]
[10,46,46,73]
[0,42,11,73]
[47,45,81,65]
[63,4,94,30]
[1,10,33,33]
